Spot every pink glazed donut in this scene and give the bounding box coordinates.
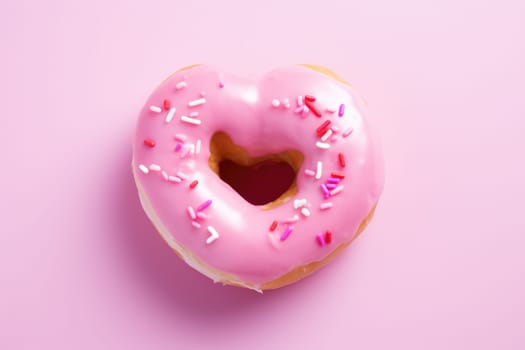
[132,65,384,291]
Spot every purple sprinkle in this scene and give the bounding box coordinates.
[338,104,345,117]
[326,183,337,190]
[174,143,183,152]
[197,199,212,211]
[327,177,341,184]
[280,226,293,241]
[320,184,330,199]
[317,233,325,246]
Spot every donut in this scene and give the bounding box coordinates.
[132,65,384,291]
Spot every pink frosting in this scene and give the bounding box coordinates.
[133,65,384,287]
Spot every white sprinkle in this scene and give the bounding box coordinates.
[295,106,304,114]
[179,145,191,158]
[168,176,182,183]
[301,207,311,217]
[294,198,308,209]
[175,81,188,90]
[189,111,200,118]
[282,98,290,108]
[197,212,208,220]
[165,107,176,123]
[181,116,202,125]
[138,164,149,174]
[315,161,323,180]
[174,133,187,142]
[320,129,333,142]
[149,105,162,113]
[282,215,299,224]
[161,170,169,181]
[316,141,330,149]
[188,97,206,107]
[271,99,280,108]
[320,202,333,210]
[330,185,345,196]
[192,221,201,229]
[297,95,304,106]
[302,106,310,116]
[343,127,354,137]
[326,106,337,113]
[195,139,201,155]
[304,169,316,177]
[148,164,161,172]
[176,171,188,180]
[206,226,220,244]
[187,206,196,220]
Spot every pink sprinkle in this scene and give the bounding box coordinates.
[297,95,304,106]
[174,134,187,142]
[219,81,225,88]
[304,169,315,177]
[326,183,337,190]
[174,143,183,152]
[330,185,344,196]
[282,215,299,224]
[280,226,293,241]
[281,98,290,108]
[327,177,341,184]
[331,125,339,133]
[343,127,354,137]
[189,111,200,118]
[187,206,196,220]
[197,199,212,211]
[191,221,201,229]
[317,233,325,246]
[168,176,182,183]
[179,146,191,158]
[295,106,305,114]
[176,171,188,180]
[325,106,337,113]
[161,170,169,181]
[338,104,345,117]
[320,202,333,210]
[320,184,330,198]
[197,212,208,220]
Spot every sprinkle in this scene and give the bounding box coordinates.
[338,153,346,168]
[316,120,332,136]
[138,164,149,174]
[168,176,182,183]
[189,180,199,189]
[271,99,280,108]
[330,185,344,196]
[143,138,156,147]
[196,212,208,220]
[200,91,206,97]
[317,233,325,246]
[174,134,187,142]
[331,172,345,179]
[320,202,333,210]
[294,198,308,209]
[320,184,330,198]
[327,177,341,184]
[161,170,169,181]
[280,226,293,241]
[320,129,333,142]
[197,199,212,211]
[269,220,278,232]
[180,116,202,125]
[301,207,311,217]
[187,206,197,220]
[219,81,225,88]
[174,143,183,152]
[189,111,200,118]
[295,106,305,114]
[304,99,322,117]
[316,141,330,149]
[331,125,339,133]
[326,106,337,113]
[324,231,332,244]
[282,215,299,224]
[179,146,191,158]
[315,161,323,180]
[149,105,162,113]
[192,221,201,229]
[188,98,206,107]
[163,99,171,110]
[305,95,316,102]
[297,95,304,106]
[338,104,345,117]
[281,98,290,108]
[176,171,188,180]
[188,144,195,155]
[304,169,316,177]
[165,107,176,123]
[326,183,337,190]
[206,226,220,244]
[148,164,161,172]
[195,139,201,155]
[343,127,354,137]
[175,81,188,90]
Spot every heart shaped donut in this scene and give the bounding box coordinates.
[132,65,384,291]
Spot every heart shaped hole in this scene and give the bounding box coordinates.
[208,132,304,208]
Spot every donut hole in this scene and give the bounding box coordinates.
[208,132,304,208]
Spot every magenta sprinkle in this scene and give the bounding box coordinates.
[338,104,345,117]
[280,226,293,241]
[320,184,330,198]
[175,143,182,152]
[327,177,341,184]
[197,199,212,211]
[317,233,325,246]
[326,183,337,190]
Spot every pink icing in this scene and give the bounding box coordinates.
[132,65,384,287]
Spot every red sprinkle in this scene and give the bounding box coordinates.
[324,231,332,244]
[269,220,278,232]
[305,95,316,102]
[331,172,345,179]
[189,180,199,189]
[163,99,171,110]
[338,153,346,168]
[304,99,322,117]
[143,138,156,147]
[316,120,332,136]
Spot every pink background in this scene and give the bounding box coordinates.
[1,0,524,348]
